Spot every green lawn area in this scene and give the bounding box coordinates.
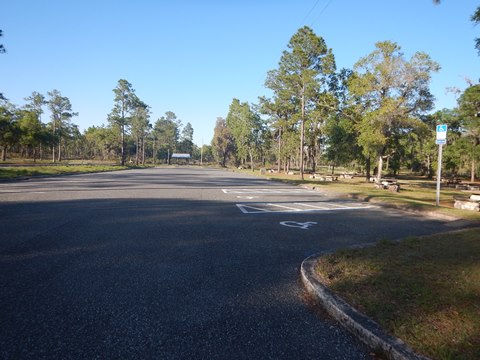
[315,229,480,360]
[0,164,130,179]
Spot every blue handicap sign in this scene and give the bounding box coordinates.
[436,124,448,142]
[436,125,447,133]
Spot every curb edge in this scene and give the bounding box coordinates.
[300,253,431,360]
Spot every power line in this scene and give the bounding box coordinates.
[309,0,334,27]
[301,0,321,24]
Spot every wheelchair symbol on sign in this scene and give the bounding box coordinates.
[280,221,318,230]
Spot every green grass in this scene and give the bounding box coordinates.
[315,229,480,360]
[0,164,131,179]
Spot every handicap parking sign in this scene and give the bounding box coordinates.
[436,124,447,144]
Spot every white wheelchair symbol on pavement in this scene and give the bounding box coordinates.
[280,221,318,230]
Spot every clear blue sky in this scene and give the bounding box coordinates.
[1,0,478,146]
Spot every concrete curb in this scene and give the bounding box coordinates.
[301,252,431,360]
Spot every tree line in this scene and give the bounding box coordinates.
[211,26,480,182]
[1,3,479,175]
[0,79,204,165]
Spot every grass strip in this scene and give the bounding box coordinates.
[0,165,130,179]
[315,229,480,360]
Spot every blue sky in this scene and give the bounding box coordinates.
[1,1,478,146]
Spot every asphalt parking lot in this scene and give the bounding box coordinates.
[0,167,462,359]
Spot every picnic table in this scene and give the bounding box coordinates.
[308,174,338,181]
[454,193,480,211]
[374,178,400,192]
[341,173,355,179]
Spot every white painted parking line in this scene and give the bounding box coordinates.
[267,203,302,211]
[318,202,351,209]
[223,188,314,195]
[236,196,259,200]
[235,201,375,214]
[293,202,331,210]
[236,204,270,214]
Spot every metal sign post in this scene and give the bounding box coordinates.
[435,125,447,207]
[436,144,443,207]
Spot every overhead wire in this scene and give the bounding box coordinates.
[301,0,321,25]
[256,0,335,105]
[309,0,334,27]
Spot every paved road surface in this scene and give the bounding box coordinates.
[0,167,463,359]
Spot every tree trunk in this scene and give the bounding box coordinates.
[472,159,476,183]
[277,127,282,173]
[57,138,62,162]
[222,151,227,167]
[426,155,432,179]
[1,145,6,161]
[311,148,317,174]
[135,136,139,166]
[365,157,371,182]
[52,122,56,163]
[249,150,254,172]
[299,89,305,180]
[152,138,156,165]
[121,126,126,166]
[376,155,384,183]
